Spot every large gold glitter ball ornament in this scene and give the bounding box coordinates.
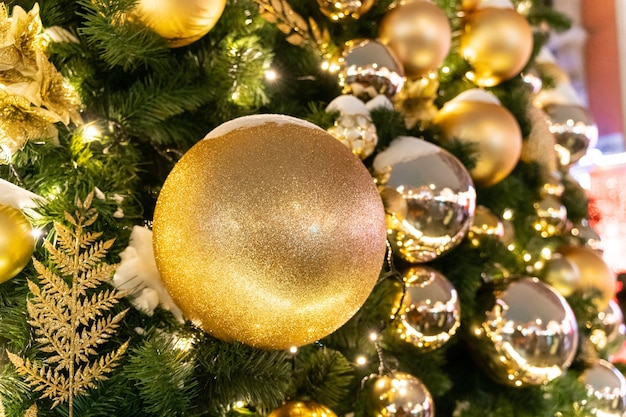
[134,0,226,47]
[557,246,616,310]
[378,0,451,79]
[0,203,35,283]
[433,89,523,187]
[460,7,533,87]
[373,136,476,263]
[317,0,374,20]
[392,266,460,351]
[364,371,434,417]
[153,114,387,350]
[339,39,405,100]
[468,277,578,387]
[269,401,337,417]
[542,104,599,167]
[579,360,626,417]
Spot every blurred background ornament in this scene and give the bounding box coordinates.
[378,0,451,79]
[521,68,543,94]
[316,0,374,20]
[460,6,533,87]
[542,104,598,167]
[391,266,461,351]
[531,196,567,237]
[468,277,579,387]
[467,205,504,247]
[338,39,405,100]
[586,299,626,356]
[578,360,626,417]
[540,172,565,199]
[568,219,604,253]
[326,95,378,159]
[268,401,337,417]
[134,0,226,47]
[0,203,35,283]
[373,136,476,263]
[433,89,523,187]
[394,75,440,129]
[557,246,616,310]
[153,115,387,349]
[363,371,434,417]
[541,254,580,298]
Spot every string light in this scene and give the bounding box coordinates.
[81,124,102,143]
[369,332,378,341]
[264,69,278,81]
[289,346,298,354]
[356,356,367,366]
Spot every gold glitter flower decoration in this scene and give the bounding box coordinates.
[0,2,82,163]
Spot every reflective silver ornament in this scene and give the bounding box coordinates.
[393,266,460,350]
[327,113,378,159]
[569,219,604,253]
[469,276,579,386]
[339,39,405,100]
[374,136,476,263]
[365,371,434,417]
[588,299,626,356]
[468,205,504,247]
[542,103,598,167]
[579,359,626,417]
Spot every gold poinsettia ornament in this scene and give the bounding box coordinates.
[0,2,82,163]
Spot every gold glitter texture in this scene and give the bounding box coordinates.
[153,116,387,350]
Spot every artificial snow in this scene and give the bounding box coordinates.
[204,114,323,140]
[373,136,441,174]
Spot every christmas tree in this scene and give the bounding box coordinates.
[0,0,624,416]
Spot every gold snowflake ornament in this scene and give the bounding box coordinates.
[7,193,128,417]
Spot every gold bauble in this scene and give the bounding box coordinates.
[379,0,451,79]
[460,7,533,87]
[557,246,616,310]
[153,115,387,350]
[364,371,434,417]
[134,0,226,47]
[469,277,578,387]
[531,196,567,238]
[587,299,626,355]
[433,98,523,187]
[373,137,476,263]
[316,0,374,20]
[542,254,580,297]
[269,401,337,417]
[392,266,460,351]
[0,203,35,283]
[467,205,504,247]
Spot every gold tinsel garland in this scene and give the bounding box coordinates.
[0,3,82,163]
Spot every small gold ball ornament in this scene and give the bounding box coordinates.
[433,90,523,187]
[268,401,337,417]
[364,371,434,417]
[379,0,451,79]
[460,7,533,87]
[467,205,504,247]
[316,0,374,20]
[134,0,226,47]
[557,246,616,310]
[392,266,461,351]
[542,254,580,297]
[531,196,567,238]
[587,299,626,355]
[374,136,476,263]
[326,95,378,159]
[153,115,387,350]
[0,203,35,283]
[469,277,578,387]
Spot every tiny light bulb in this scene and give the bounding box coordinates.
[31,228,44,239]
[82,124,102,143]
[356,355,367,366]
[289,346,298,354]
[369,332,378,341]
[265,69,278,81]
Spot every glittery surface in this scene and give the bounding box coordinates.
[153,118,387,349]
[0,203,34,283]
